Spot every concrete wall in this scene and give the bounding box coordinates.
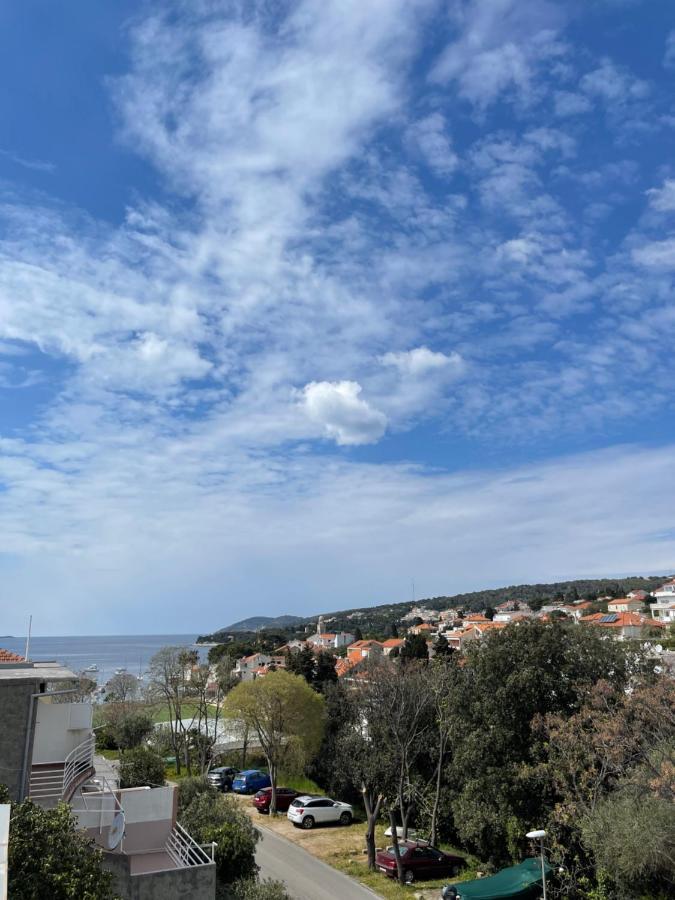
[103,852,216,900]
[0,679,39,801]
[32,700,92,763]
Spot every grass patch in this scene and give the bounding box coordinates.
[150,702,202,724]
[97,749,120,761]
[277,772,322,795]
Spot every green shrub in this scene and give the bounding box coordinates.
[178,793,259,884]
[118,745,166,789]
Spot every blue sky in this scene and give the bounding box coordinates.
[1,0,675,635]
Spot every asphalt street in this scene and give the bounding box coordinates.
[255,825,381,900]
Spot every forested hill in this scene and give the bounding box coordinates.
[312,574,668,634]
[198,573,669,643]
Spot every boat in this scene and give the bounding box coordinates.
[114,667,127,676]
[85,664,98,672]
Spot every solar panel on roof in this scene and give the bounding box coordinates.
[599,614,618,623]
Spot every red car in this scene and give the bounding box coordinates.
[376,840,465,884]
[252,787,299,813]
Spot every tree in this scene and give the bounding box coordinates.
[540,677,674,897]
[4,795,116,900]
[178,791,259,886]
[353,626,363,642]
[118,745,166,789]
[356,661,433,882]
[105,672,138,704]
[313,651,338,692]
[400,633,429,662]
[444,621,637,862]
[147,646,198,775]
[111,710,154,751]
[433,633,454,658]
[389,622,399,638]
[224,670,326,814]
[330,683,392,870]
[484,606,495,621]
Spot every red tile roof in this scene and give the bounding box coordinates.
[581,612,663,628]
[0,649,24,662]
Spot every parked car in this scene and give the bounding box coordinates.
[252,787,299,813]
[232,769,271,794]
[287,795,353,829]
[207,766,238,792]
[376,840,464,884]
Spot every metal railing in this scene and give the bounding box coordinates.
[70,774,124,837]
[165,822,215,868]
[62,735,95,801]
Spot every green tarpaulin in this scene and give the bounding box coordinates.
[453,858,552,899]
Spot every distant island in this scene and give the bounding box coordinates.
[197,573,669,644]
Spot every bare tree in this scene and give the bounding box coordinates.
[147,646,197,775]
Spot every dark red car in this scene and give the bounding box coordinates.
[376,840,465,884]
[252,787,299,814]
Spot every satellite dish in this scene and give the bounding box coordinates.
[107,811,125,850]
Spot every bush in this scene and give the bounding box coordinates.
[118,745,166,789]
[179,793,259,884]
[4,794,116,900]
[176,776,215,812]
[229,878,291,899]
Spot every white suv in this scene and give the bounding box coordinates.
[287,795,353,829]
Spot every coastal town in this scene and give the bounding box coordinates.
[216,580,675,687]
[1,576,673,900]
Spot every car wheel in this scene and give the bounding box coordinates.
[302,815,315,830]
[404,870,415,884]
[339,812,352,826]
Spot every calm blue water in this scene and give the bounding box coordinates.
[0,634,208,684]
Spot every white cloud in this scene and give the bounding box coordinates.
[405,113,458,176]
[430,0,566,108]
[553,90,592,117]
[580,59,650,104]
[646,178,675,212]
[632,238,675,269]
[300,380,387,445]
[381,346,464,377]
[664,30,675,69]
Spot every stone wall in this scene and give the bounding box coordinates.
[0,680,39,801]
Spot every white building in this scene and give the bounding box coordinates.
[233,652,273,681]
[306,632,355,650]
[650,579,675,623]
[0,655,215,899]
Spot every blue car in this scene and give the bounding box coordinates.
[232,769,271,794]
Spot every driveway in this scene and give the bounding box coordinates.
[256,825,381,900]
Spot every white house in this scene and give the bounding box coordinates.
[608,597,645,613]
[306,632,355,650]
[650,579,675,623]
[233,653,273,681]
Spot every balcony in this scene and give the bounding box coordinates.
[73,782,216,897]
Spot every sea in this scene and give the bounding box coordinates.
[0,633,209,685]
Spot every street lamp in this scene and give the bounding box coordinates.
[526,829,547,900]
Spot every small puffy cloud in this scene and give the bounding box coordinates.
[553,90,592,117]
[429,0,566,108]
[632,238,675,269]
[381,346,465,377]
[405,113,458,176]
[300,380,387,445]
[664,30,675,69]
[646,178,675,212]
[580,59,649,103]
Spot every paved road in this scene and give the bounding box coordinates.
[255,826,381,900]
